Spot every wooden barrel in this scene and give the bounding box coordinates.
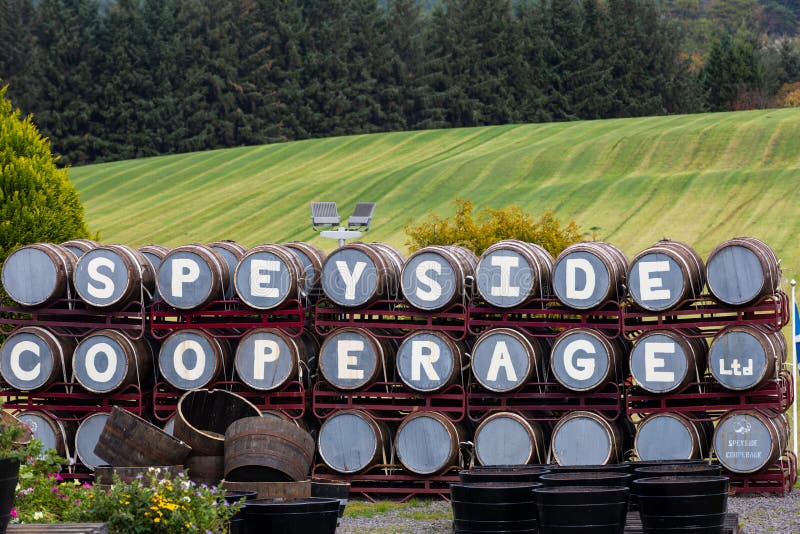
[224,416,316,482]
[474,412,548,466]
[157,244,229,310]
[552,242,628,310]
[629,330,708,394]
[94,406,192,467]
[73,244,155,308]
[235,328,314,391]
[60,239,100,258]
[471,328,549,393]
[283,242,327,297]
[321,242,405,307]
[550,328,626,392]
[635,412,711,461]
[317,410,390,474]
[158,329,232,390]
[17,411,75,458]
[72,329,153,394]
[139,245,170,301]
[396,331,466,393]
[185,455,225,486]
[318,327,395,390]
[173,389,261,456]
[706,237,781,306]
[0,326,74,391]
[628,239,704,311]
[1,243,77,307]
[75,412,110,469]
[208,241,247,299]
[223,479,311,499]
[475,239,554,308]
[551,411,624,466]
[234,244,304,310]
[713,409,789,473]
[94,464,183,485]
[401,245,477,311]
[395,411,464,475]
[709,324,785,391]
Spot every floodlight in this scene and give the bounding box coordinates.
[311,202,340,230]
[347,202,376,231]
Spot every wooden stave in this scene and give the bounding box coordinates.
[72,329,153,394]
[94,464,183,485]
[473,412,548,466]
[706,237,781,307]
[395,411,464,475]
[317,409,391,475]
[1,243,77,308]
[0,326,75,392]
[158,329,232,391]
[157,244,230,310]
[628,239,705,312]
[185,455,225,487]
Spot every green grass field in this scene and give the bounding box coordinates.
[69,108,800,282]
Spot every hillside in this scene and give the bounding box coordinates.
[69,108,800,283]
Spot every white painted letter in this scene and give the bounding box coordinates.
[486,341,518,382]
[337,339,365,380]
[253,339,280,380]
[85,342,117,384]
[336,261,367,301]
[644,342,675,383]
[10,341,41,382]
[174,339,205,382]
[415,261,442,302]
[564,339,596,381]
[251,259,281,298]
[87,257,115,299]
[171,259,200,297]
[566,258,595,300]
[638,261,671,301]
[411,340,440,382]
[490,255,520,297]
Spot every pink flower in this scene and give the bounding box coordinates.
[82,482,92,488]
[55,473,64,482]
[51,486,59,493]
[74,499,81,505]
[10,508,16,519]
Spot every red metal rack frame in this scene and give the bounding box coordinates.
[467,298,623,338]
[312,464,459,502]
[149,299,306,339]
[622,291,788,338]
[313,299,468,341]
[626,374,794,422]
[466,380,623,422]
[312,381,466,422]
[0,299,147,339]
[151,380,307,422]
[726,452,797,496]
[0,382,148,419]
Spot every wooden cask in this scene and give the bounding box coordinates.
[473,412,547,466]
[234,244,304,310]
[470,328,549,393]
[396,331,466,393]
[17,411,75,458]
[138,245,170,302]
[156,244,229,310]
[158,329,231,390]
[222,480,311,499]
[208,241,247,300]
[395,411,464,475]
[73,245,155,308]
[283,242,327,297]
[550,328,626,392]
[634,412,711,461]
[2,243,77,307]
[706,237,780,306]
[318,327,395,390]
[185,455,225,487]
[234,328,315,391]
[75,413,110,469]
[317,410,390,474]
[72,330,152,394]
[552,241,628,310]
[551,411,624,466]
[321,242,404,307]
[709,325,784,391]
[401,245,477,311]
[0,326,74,391]
[628,240,704,311]
[713,409,789,473]
[629,330,707,394]
[475,240,554,308]
[60,239,99,258]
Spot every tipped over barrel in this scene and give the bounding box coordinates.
[628,240,704,311]
[73,244,155,308]
[73,330,153,394]
[396,331,466,393]
[395,412,464,475]
[475,240,554,308]
[317,410,390,474]
[706,237,781,306]
[552,242,628,309]
[709,324,785,391]
[629,330,707,394]
[235,244,304,309]
[550,328,627,392]
[2,243,77,307]
[321,243,404,307]
[158,330,232,390]
[318,328,395,390]
[157,244,229,310]
[470,328,549,393]
[401,245,477,310]
[0,326,74,391]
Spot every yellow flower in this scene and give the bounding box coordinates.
[154,518,160,523]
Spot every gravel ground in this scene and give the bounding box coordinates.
[337,492,800,533]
